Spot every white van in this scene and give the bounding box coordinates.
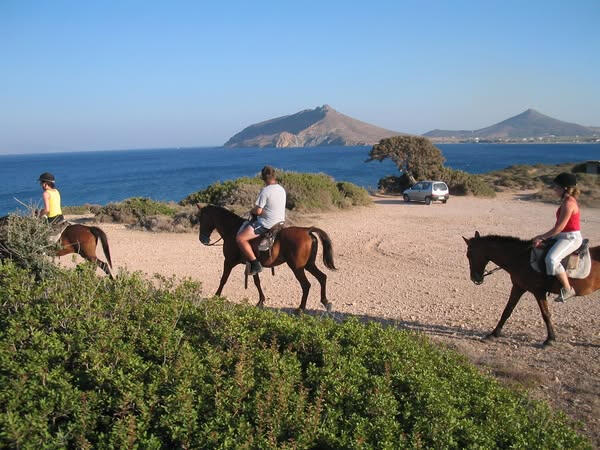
[403,181,449,205]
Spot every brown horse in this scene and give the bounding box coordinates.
[57,223,113,277]
[197,204,336,312]
[0,216,113,277]
[463,231,600,346]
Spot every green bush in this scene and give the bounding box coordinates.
[180,177,263,207]
[337,181,372,206]
[97,197,178,221]
[0,263,589,448]
[442,168,496,197]
[0,214,59,278]
[181,170,371,212]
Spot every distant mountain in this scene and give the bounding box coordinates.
[424,109,597,140]
[224,105,404,148]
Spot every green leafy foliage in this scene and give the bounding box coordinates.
[0,263,589,448]
[368,136,446,180]
[181,171,371,212]
[180,177,263,207]
[441,168,496,197]
[0,214,59,279]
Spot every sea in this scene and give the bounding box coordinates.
[1,143,599,216]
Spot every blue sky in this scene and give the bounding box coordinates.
[1,0,599,153]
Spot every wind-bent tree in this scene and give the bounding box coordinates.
[367,136,446,181]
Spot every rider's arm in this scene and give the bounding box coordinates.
[534,200,575,243]
[250,205,263,216]
[39,191,51,217]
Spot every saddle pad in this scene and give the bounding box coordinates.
[530,240,591,279]
[48,221,70,244]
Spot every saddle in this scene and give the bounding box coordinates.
[48,220,70,244]
[257,222,286,253]
[530,238,591,279]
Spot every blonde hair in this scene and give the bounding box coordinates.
[565,186,580,199]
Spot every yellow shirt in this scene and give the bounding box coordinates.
[47,189,62,218]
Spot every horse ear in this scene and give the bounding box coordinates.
[462,236,470,245]
[475,231,481,238]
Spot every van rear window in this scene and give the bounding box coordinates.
[433,183,448,191]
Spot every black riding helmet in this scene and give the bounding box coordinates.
[552,172,577,189]
[38,172,55,183]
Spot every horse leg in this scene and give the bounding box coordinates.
[79,240,113,278]
[534,292,556,346]
[215,260,235,297]
[95,258,113,279]
[306,262,331,312]
[486,284,525,340]
[252,274,266,307]
[291,267,311,314]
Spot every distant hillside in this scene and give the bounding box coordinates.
[224,105,404,148]
[424,109,597,140]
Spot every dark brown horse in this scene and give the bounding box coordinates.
[0,216,113,277]
[463,231,600,346]
[197,204,336,312]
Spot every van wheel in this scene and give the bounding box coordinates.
[442,199,447,204]
[425,197,431,205]
[403,194,410,203]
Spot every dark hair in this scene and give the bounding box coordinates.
[261,165,276,181]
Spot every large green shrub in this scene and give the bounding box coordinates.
[181,171,371,212]
[0,263,588,448]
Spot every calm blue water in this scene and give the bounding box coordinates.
[1,143,598,216]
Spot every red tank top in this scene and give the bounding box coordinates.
[556,201,580,232]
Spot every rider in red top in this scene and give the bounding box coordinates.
[533,172,582,302]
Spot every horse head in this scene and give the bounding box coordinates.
[463,231,488,285]
[196,203,216,245]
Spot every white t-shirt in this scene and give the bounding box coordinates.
[255,183,286,229]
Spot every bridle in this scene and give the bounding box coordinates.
[200,234,223,246]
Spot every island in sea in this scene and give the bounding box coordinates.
[423,109,600,144]
[224,105,405,148]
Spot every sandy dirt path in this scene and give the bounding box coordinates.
[63,193,600,445]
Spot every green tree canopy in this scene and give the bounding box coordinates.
[367,136,446,181]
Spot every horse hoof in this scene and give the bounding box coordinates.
[325,302,333,313]
[256,301,264,308]
[294,308,304,316]
[542,339,554,347]
[483,333,499,341]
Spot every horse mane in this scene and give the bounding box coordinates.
[479,234,531,247]
[207,204,241,218]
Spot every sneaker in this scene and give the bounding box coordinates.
[248,260,262,276]
[554,287,576,303]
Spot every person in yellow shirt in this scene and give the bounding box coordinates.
[38,172,64,224]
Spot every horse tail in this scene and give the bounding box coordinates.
[89,226,113,268]
[308,227,336,270]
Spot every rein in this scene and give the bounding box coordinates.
[482,266,503,278]
[203,236,223,246]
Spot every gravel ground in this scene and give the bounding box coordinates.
[64,192,600,446]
